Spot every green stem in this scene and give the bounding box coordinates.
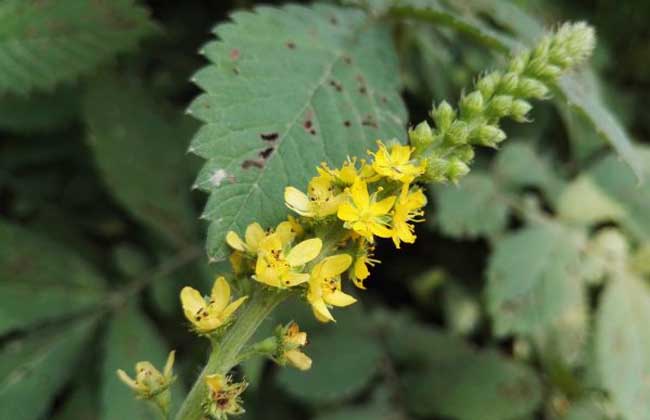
[174,287,287,420]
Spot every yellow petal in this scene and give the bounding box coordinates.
[324,290,357,307]
[286,238,322,267]
[320,254,353,278]
[392,144,411,163]
[337,202,359,221]
[350,179,370,209]
[285,187,312,216]
[370,222,392,238]
[311,298,335,322]
[210,276,231,312]
[281,271,310,287]
[354,257,370,280]
[205,373,225,393]
[180,287,206,320]
[276,221,294,244]
[163,350,176,378]
[116,369,139,391]
[371,196,396,216]
[226,231,246,252]
[259,233,282,253]
[221,295,248,320]
[285,349,312,371]
[245,222,265,251]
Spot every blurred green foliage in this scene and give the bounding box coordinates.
[1,1,649,420]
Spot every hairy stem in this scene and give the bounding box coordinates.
[175,287,287,420]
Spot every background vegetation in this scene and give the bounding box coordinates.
[1,0,649,419]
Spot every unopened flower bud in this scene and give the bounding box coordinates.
[423,156,449,183]
[476,124,506,148]
[499,72,519,94]
[562,22,596,65]
[409,121,434,149]
[460,91,484,118]
[516,77,549,99]
[511,99,532,122]
[453,145,475,163]
[431,101,455,131]
[538,64,562,80]
[445,120,469,145]
[488,95,514,118]
[476,71,501,99]
[446,159,470,182]
[508,51,529,74]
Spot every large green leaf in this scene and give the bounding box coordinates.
[486,224,583,336]
[595,273,650,420]
[102,303,184,420]
[585,149,650,241]
[0,317,98,420]
[84,77,197,247]
[355,0,643,180]
[0,85,80,133]
[433,171,509,239]
[386,320,542,420]
[0,0,157,95]
[189,4,407,260]
[0,220,105,335]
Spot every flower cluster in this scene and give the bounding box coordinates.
[202,374,247,420]
[225,141,428,322]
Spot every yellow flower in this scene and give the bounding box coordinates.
[337,178,396,241]
[307,254,356,322]
[180,277,248,334]
[277,322,312,371]
[370,140,425,183]
[350,243,380,289]
[391,185,427,248]
[226,222,265,254]
[117,350,176,400]
[255,233,322,288]
[204,374,247,419]
[284,174,343,218]
[318,158,378,186]
[275,216,304,244]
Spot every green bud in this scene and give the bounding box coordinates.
[476,71,501,99]
[476,124,506,148]
[409,121,434,149]
[538,64,562,80]
[510,99,532,122]
[423,157,449,183]
[431,101,455,131]
[455,145,475,162]
[499,72,519,94]
[516,77,549,99]
[488,95,514,118]
[508,51,529,74]
[460,91,484,118]
[562,22,596,65]
[446,158,470,182]
[445,120,469,145]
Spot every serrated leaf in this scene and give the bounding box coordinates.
[493,142,564,200]
[52,383,99,420]
[0,0,157,95]
[189,4,406,260]
[276,328,382,405]
[102,303,185,420]
[434,172,509,239]
[0,317,98,420]
[486,224,583,336]
[0,220,105,335]
[84,77,197,247]
[595,273,650,420]
[388,321,542,420]
[362,0,643,180]
[585,149,650,241]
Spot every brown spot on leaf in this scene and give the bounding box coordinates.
[242,160,264,169]
[329,80,343,92]
[260,132,279,142]
[381,96,388,104]
[343,120,351,127]
[286,41,296,49]
[230,48,240,61]
[329,16,338,25]
[359,86,367,95]
[233,67,240,75]
[343,56,352,65]
[259,147,274,160]
[304,120,312,130]
[361,115,378,128]
[309,129,317,135]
